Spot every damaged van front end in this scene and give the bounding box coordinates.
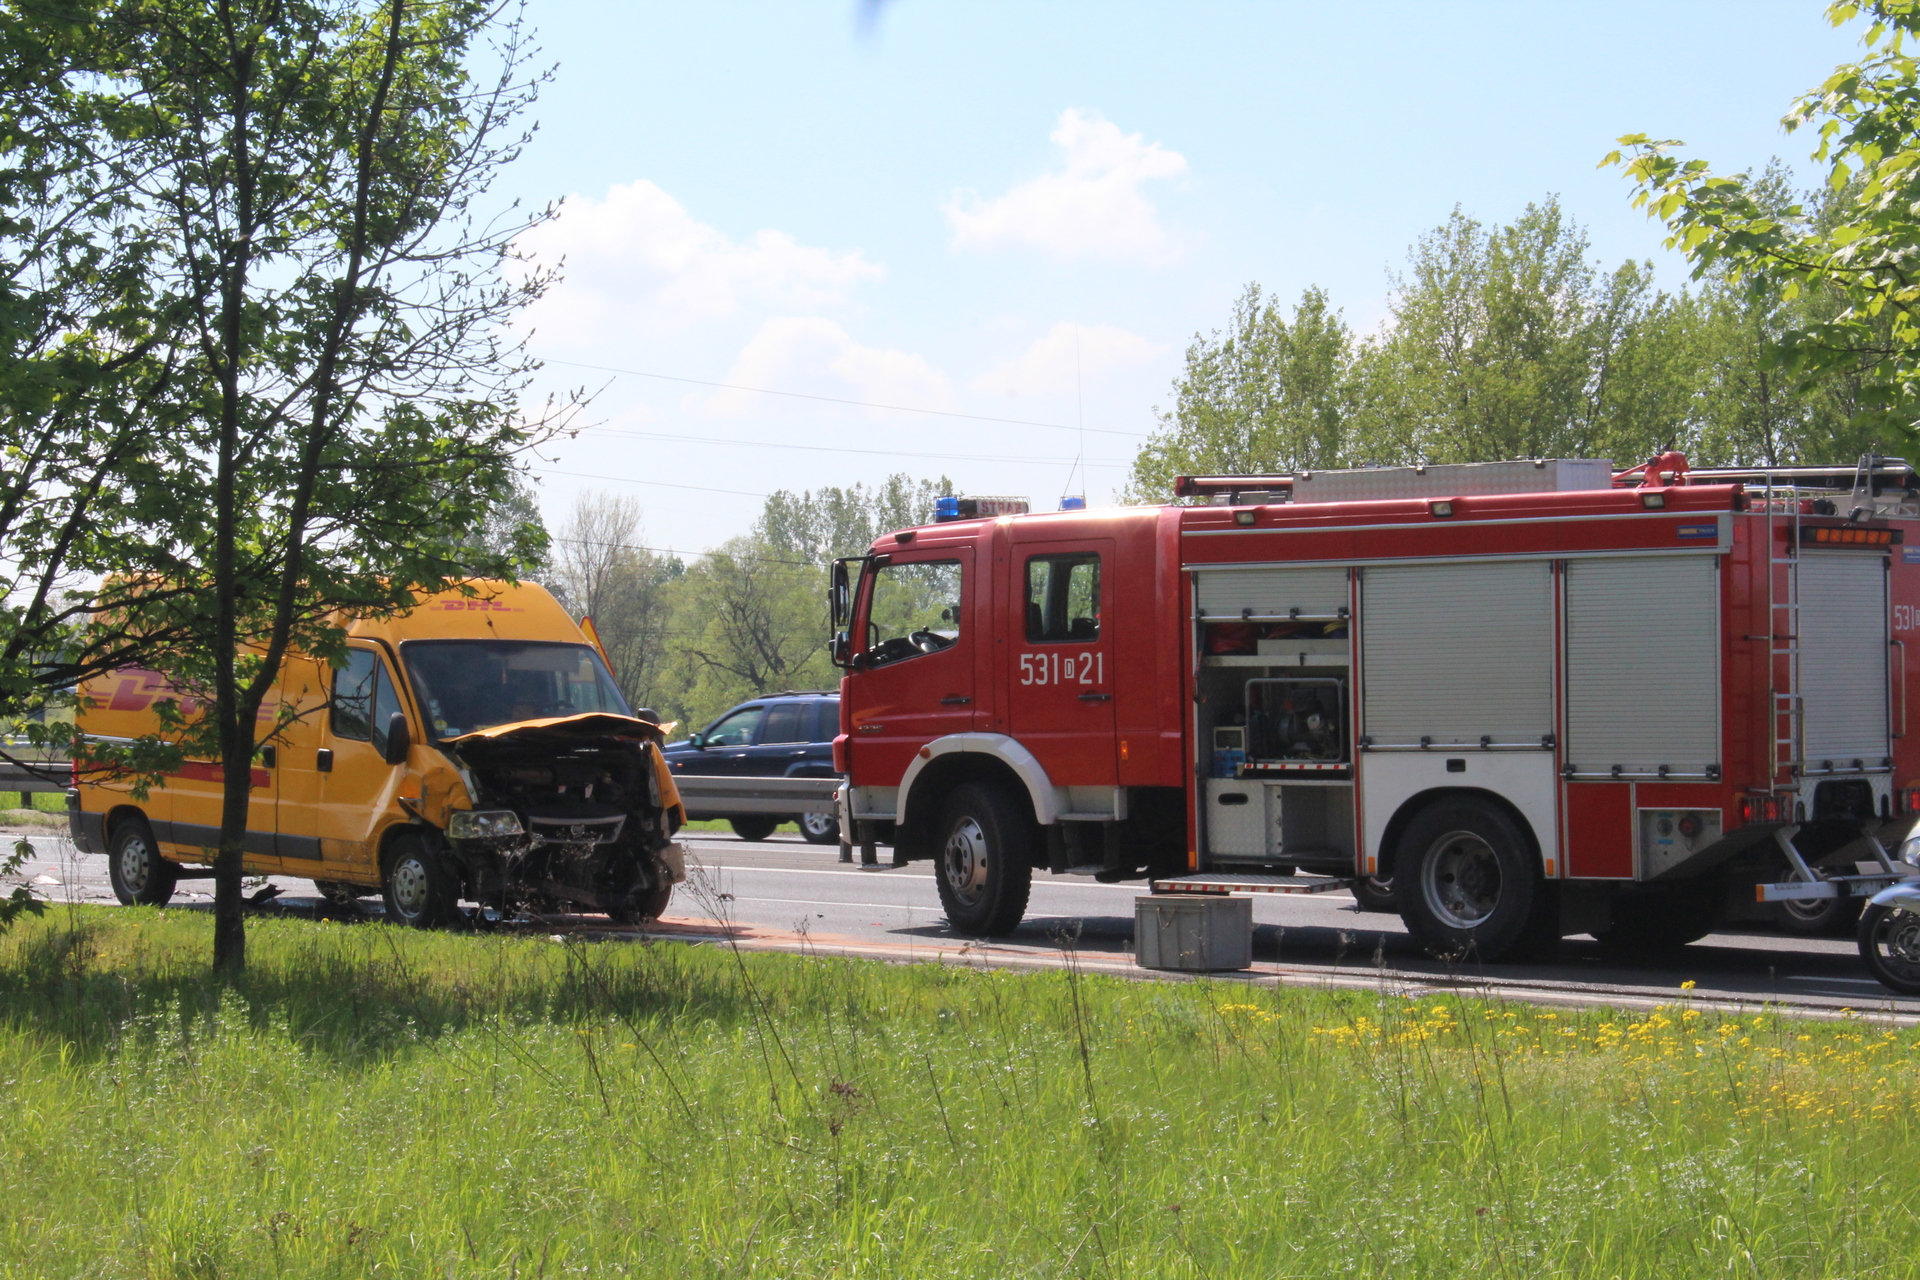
[438,713,687,923]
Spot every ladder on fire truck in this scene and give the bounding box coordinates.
[1762,467,1806,814]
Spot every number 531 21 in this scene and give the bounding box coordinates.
[1019,651,1103,686]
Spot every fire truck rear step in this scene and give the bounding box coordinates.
[1151,872,1355,896]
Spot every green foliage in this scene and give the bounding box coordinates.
[0,0,575,968]
[1,907,1918,1276]
[563,476,951,734]
[1125,284,1353,501]
[1356,198,1681,465]
[1129,187,1897,501]
[1609,0,1920,437]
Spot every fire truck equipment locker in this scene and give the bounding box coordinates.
[1358,559,1558,877]
[1799,550,1892,793]
[1561,553,1722,879]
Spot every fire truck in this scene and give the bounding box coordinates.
[828,455,1920,969]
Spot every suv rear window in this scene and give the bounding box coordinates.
[761,702,810,745]
[813,700,839,740]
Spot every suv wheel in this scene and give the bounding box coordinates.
[799,811,840,845]
[730,817,778,842]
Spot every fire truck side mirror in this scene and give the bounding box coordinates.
[829,558,854,631]
[831,630,852,668]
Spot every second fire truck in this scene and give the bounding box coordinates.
[829,456,1920,969]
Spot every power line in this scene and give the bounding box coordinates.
[531,467,767,498]
[541,356,1151,439]
[549,533,823,571]
[574,422,1128,468]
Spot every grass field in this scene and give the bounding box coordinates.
[0,907,1914,1278]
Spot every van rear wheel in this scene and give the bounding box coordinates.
[611,883,673,925]
[933,783,1033,937]
[381,835,459,928]
[108,818,177,907]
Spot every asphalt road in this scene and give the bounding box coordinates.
[9,820,1915,1021]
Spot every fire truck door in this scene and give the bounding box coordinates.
[846,551,974,786]
[1007,542,1117,785]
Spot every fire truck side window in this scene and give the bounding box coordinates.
[864,559,963,666]
[1025,554,1100,643]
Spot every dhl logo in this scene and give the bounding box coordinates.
[85,669,277,721]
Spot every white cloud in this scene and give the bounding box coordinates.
[945,109,1188,264]
[518,180,883,343]
[702,317,957,418]
[971,323,1167,397]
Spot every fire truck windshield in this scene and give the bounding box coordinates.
[401,641,631,740]
[863,559,962,665]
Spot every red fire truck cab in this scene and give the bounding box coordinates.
[831,458,1920,961]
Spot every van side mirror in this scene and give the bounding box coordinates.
[382,712,411,765]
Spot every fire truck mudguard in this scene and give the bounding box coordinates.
[896,732,1075,829]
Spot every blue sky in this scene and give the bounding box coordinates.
[506,2,1862,553]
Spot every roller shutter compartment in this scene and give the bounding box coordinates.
[1194,565,1350,619]
[1799,552,1890,768]
[1563,555,1720,777]
[1360,561,1553,747]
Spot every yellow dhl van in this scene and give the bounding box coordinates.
[69,580,687,926]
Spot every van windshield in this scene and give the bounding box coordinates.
[401,641,631,740]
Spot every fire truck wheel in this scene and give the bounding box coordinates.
[1594,877,1723,957]
[800,811,842,845]
[933,783,1034,936]
[380,835,460,928]
[730,817,779,843]
[108,818,178,907]
[1859,902,1920,994]
[1396,799,1547,962]
[1352,875,1398,913]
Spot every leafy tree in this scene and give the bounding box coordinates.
[1609,0,1920,438]
[548,491,679,713]
[1351,197,1683,466]
[459,474,553,579]
[0,7,207,798]
[41,0,567,971]
[656,476,951,730]
[756,474,953,564]
[1124,284,1354,502]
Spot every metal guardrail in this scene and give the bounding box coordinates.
[0,747,847,814]
[0,741,69,794]
[670,774,842,817]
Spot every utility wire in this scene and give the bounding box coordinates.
[530,466,767,499]
[574,422,1127,468]
[549,533,824,571]
[541,356,1150,439]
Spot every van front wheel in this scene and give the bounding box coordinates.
[108,819,177,907]
[381,836,460,928]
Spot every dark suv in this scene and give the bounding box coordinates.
[662,691,841,843]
